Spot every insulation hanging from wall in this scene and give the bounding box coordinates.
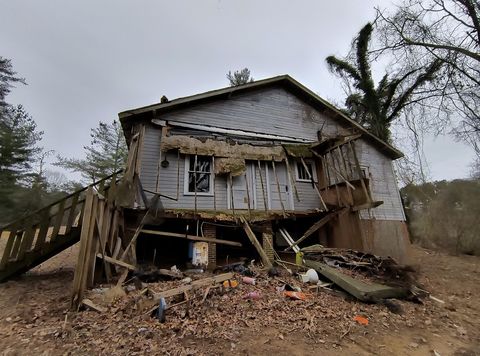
[116,125,145,208]
[161,135,286,161]
[282,143,314,158]
[214,157,246,176]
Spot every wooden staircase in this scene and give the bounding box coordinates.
[0,172,120,283]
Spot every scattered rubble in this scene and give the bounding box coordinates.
[1,245,479,354]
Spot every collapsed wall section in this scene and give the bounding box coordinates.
[130,86,411,262]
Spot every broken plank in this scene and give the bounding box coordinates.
[304,259,407,301]
[139,229,242,247]
[351,201,383,212]
[240,217,272,268]
[81,298,107,313]
[153,272,233,301]
[300,157,328,211]
[284,208,348,252]
[96,253,136,271]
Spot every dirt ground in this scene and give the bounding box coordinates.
[0,244,479,355]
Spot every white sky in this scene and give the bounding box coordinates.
[0,0,475,182]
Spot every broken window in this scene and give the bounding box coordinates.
[296,160,316,182]
[185,155,213,194]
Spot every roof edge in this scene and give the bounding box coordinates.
[118,75,403,160]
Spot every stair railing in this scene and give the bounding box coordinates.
[0,171,122,271]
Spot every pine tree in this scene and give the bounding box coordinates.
[227,68,254,86]
[56,120,127,183]
[0,105,43,223]
[0,105,43,186]
[0,57,25,109]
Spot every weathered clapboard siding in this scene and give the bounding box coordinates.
[140,124,229,210]
[156,87,347,140]
[138,87,405,221]
[158,152,228,210]
[253,162,269,210]
[294,181,322,211]
[140,123,162,194]
[356,141,406,221]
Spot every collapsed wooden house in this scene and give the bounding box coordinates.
[0,75,411,307]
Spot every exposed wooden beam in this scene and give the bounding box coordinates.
[312,151,356,190]
[240,217,272,268]
[153,119,312,143]
[351,201,383,212]
[96,253,136,270]
[284,207,348,252]
[271,160,286,215]
[152,272,234,301]
[300,157,328,211]
[138,229,242,247]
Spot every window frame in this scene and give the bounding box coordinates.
[295,159,317,182]
[183,155,214,196]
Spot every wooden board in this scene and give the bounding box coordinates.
[152,272,234,301]
[284,207,348,251]
[304,259,407,301]
[139,229,242,247]
[96,253,136,271]
[240,217,272,268]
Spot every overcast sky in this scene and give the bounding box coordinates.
[1,0,475,182]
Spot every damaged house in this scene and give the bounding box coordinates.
[0,75,412,305]
[117,75,411,269]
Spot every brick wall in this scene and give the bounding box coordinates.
[261,222,274,263]
[203,224,217,269]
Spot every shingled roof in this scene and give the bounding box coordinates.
[119,75,403,159]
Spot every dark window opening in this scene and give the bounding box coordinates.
[187,156,212,193]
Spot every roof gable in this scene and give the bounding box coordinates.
[119,75,403,159]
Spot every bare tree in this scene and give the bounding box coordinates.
[375,0,480,160]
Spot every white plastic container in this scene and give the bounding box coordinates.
[306,269,319,283]
[192,242,208,266]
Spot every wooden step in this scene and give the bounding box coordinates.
[0,227,81,282]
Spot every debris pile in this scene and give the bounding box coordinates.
[79,263,370,350]
[302,246,417,288]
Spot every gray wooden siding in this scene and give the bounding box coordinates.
[138,87,405,221]
[157,87,347,140]
[356,141,406,221]
[140,124,162,195]
[253,162,269,210]
[294,181,322,210]
[141,124,229,210]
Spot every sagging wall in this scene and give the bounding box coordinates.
[156,86,347,141]
[138,123,321,211]
[134,85,410,261]
[354,141,410,262]
[151,86,405,220]
[356,141,406,221]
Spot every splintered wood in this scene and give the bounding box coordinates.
[71,184,124,310]
[240,217,273,268]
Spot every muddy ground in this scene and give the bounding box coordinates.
[0,244,479,355]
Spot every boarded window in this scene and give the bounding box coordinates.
[186,155,212,194]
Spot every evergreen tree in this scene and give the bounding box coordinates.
[0,105,43,186]
[56,120,127,183]
[0,57,25,109]
[0,105,43,223]
[227,68,254,86]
